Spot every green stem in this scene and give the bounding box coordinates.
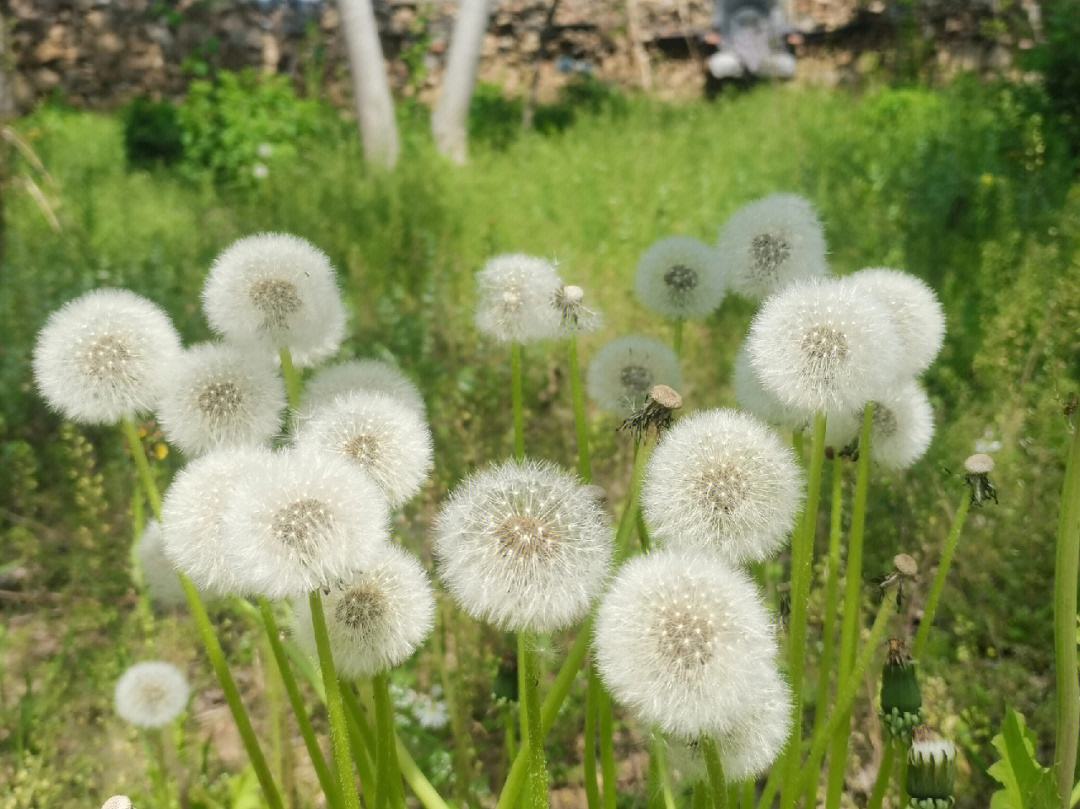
[342,692,378,804]
[865,739,898,809]
[309,591,362,809]
[512,343,525,460]
[615,440,654,563]
[911,493,972,660]
[599,686,617,809]
[673,319,684,359]
[432,603,472,804]
[779,411,827,809]
[653,737,676,809]
[701,737,728,809]
[120,419,161,517]
[373,672,401,809]
[584,670,602,809]
[518,632,528,778]
[741,781,753,809]
[569,337,593,482]
[693,782,710,809]
[1056,412,1080,806]
[521,632,550,809]
[279,347,303,410]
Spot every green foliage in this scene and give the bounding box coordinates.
[122,97,186,166]
[1023,0,1080,152]
[988,708,1057,809]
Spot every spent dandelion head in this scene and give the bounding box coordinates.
[114,661,190,729]
[963,452,997,506]
[475,254,563,343]
[617,384,683,440]
[296,358,426,425]
[553,283,602,335]
[635,236,726,321]
[586,335,682,416]
[135,519,188,609]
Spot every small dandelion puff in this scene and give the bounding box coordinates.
[156,341,286,455]
[202,233,347,367]
[135,520,187,609]
[865,379,935,470]
[732,343,805,430]
[32,289,182,425]
[295,391,433,509]
[594,548,780,739]
[635,236,726,321]
[434,459,614,633]
[747,278,902,415]
[717,194,828,300]
[846,268,945,376]
[586,335,682,415]
[475,254,563,343]
[222,448,390,600]
[412,691,451,729]
[161,445,272,597]
[293,543,435,678]
[553,284,603,335]
[642,409,804,565]
[297,359,426,425]
[114,661,190,729]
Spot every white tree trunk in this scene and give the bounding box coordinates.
[337,0,400,169]
[432,0,492,164]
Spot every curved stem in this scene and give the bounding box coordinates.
[568,337,593,482]
[911,493,972,660]
[512,343,525,460]
[865,739,898,809]
[584,670,602,809]
[701,737,728,809]
[521,632,550,809]
[279,347,303,410]
[1056,412,1080,805]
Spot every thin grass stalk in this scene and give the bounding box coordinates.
[568,337,592,481]
[1055,410,1080,806]
[521,632,550,809]
[865,739,898,809]
[584,670,602,809]
[512,343,525,460]
[702,737,728,809]
[373,672,403,809]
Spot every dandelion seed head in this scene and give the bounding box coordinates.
[964,453,994,475]
[101,797,134,809]
[847,268,945,376]
[553,284,603,335]
[135,520,187,609]
[732,343,806,430]
[586,335,682,415]
[636,237,726,320]
[867,380,935,470]
[296,358,426,427]
[114,661,189,729]
[33,289,182,425]
[475,255,563,343]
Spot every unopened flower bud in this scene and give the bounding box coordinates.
[880,638,922,738]
[906,726,956,808]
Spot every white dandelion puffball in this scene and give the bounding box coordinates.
[33,289,182,425]
[295,391,433,509]
[475,254,563,343]
[293,543,435,678]
[866,379,935,470]
[202,233,347,366]
[434,459,614,633]
[732,343,804,430]
[636,236,726,321]
[846,268,945,376]
[594,548,780,739]
[222,448,390,600]
[135,520,187,608]
[586,335,682,415]
[297,359,426,425]
[161,445,271,597]
[642,409,804,565]
[114,661,190,728]
[747,278,902,415]
[717,193,828,300]
[157,341,286,455]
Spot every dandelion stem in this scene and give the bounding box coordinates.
[432,602,472,804]
[599,685,617,809]
[342,689,378,803]
[702,737,728,809]
[521,632,550,809]
[568,337,593,481]
[911,493,972,659]
[1055,410,1080,806]
[693,782,710,809]
[615,441,654,563]
[741,781,753,809]
[512,343,525,460]
[673,319,684,359]
[373,672,403,809]
[865,739,898,809]
[120,418,161,516]
[584,670,602,809]
[279,347,303,410]
[652,736,676,809]
[779,411,827,809]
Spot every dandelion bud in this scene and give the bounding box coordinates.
[33,289,182,425]
[202,234,347,367]
[475,254,563,343]
[553,283,602,334]
[635,236,726,321]
[135,520,187,609]
[114,661,189,729]
[906,726,956,808]
[297,358,426,426]
[880,638,922,739]
[587,335,682,415]
[963,453,997,506]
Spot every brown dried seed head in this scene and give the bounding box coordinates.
[964,453,995,475]
[893,553,918,578]
[648,384,682,411]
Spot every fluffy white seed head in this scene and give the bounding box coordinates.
[846,268,945,376]
[553,284,603,335]
[635,236,726,321]
[33,289,182,425]
[222,448,390,600]
[732,343,806,430]
[866,380,935,470]
[747,278,902,415]
[595,548,780,739]
[295,391,433,509]
[642,409,804,565]
[114,661,190,728]
[135,520,187,608]
[475,254,563,343]
[101,797,134,809]
[717,194,828,300]
[157,341,286,455]
[586,335,682,415]
[202,233,347,367]
[161,446,271,597]
[297,359,426,425]
[434,459,614,633]
[293,543,435,678]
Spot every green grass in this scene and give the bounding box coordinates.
[2,78,1080,807]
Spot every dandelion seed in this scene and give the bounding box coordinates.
[475,254,563,343]
[642,409,804,565]
[114,661,190,729]
[297,359,426,425]
[33,289,182,425]
[732,343,806,431]
[635,237,726,321]
[295,391,433,508]
[202,233,347,367]
[717,194,827,300]
[586,335,682,415]
[846,268,945,376]
[135,520,187,609]
[293,543,435,678]
[434,459,613,633]
[156,341,286,455]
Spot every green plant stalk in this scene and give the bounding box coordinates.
[865,739,898,809]
[702,737,728,809]
[1055,412,1080,806]
[309,591,362,809]
[779,411,827,809]
[599,686,617,809]
[615,440,654,563]
[279,347,303,409]
[693,782,710,809]
[568,337,593,481]
[120,418,285,809]
[741,781,753,809]
[520,632,550,809]
[673,319,684,358]
[911,493,972,659]
[373,672,402,809]
[261,632,286,803]
[512,343,525,460]
[343,695,378,804]
[824,404,875,809]
[432,602,472,804]
[652,737,676,809]
[584,670,602,809]
[519,632,529,779]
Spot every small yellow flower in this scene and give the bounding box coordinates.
[154,443,169,460]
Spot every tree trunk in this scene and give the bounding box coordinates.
[431,0,492,164]
[337,0,400,169]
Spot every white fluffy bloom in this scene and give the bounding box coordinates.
[594,548,780,739]
[293,543,435,678]
[161,446,270,597]
[114,661,190,728]
[642,409,803,565]
[717,194,828,300]
[732,343,805,430]
[202,233,347,367]
[33,289,182,425]
[157,341,286,455]
[222,448,390,600]
[635,237,726,321]
[434,459,613,633]
[866,380,935,470]
[475,254,563,343]
[586,335,682,415]
[297,359,426,425]
[846,268,945,376]
[294,391,433,508]
[135,520,187,608]
[747,278,902,415]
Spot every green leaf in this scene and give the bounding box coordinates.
[988,707,1058,809]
